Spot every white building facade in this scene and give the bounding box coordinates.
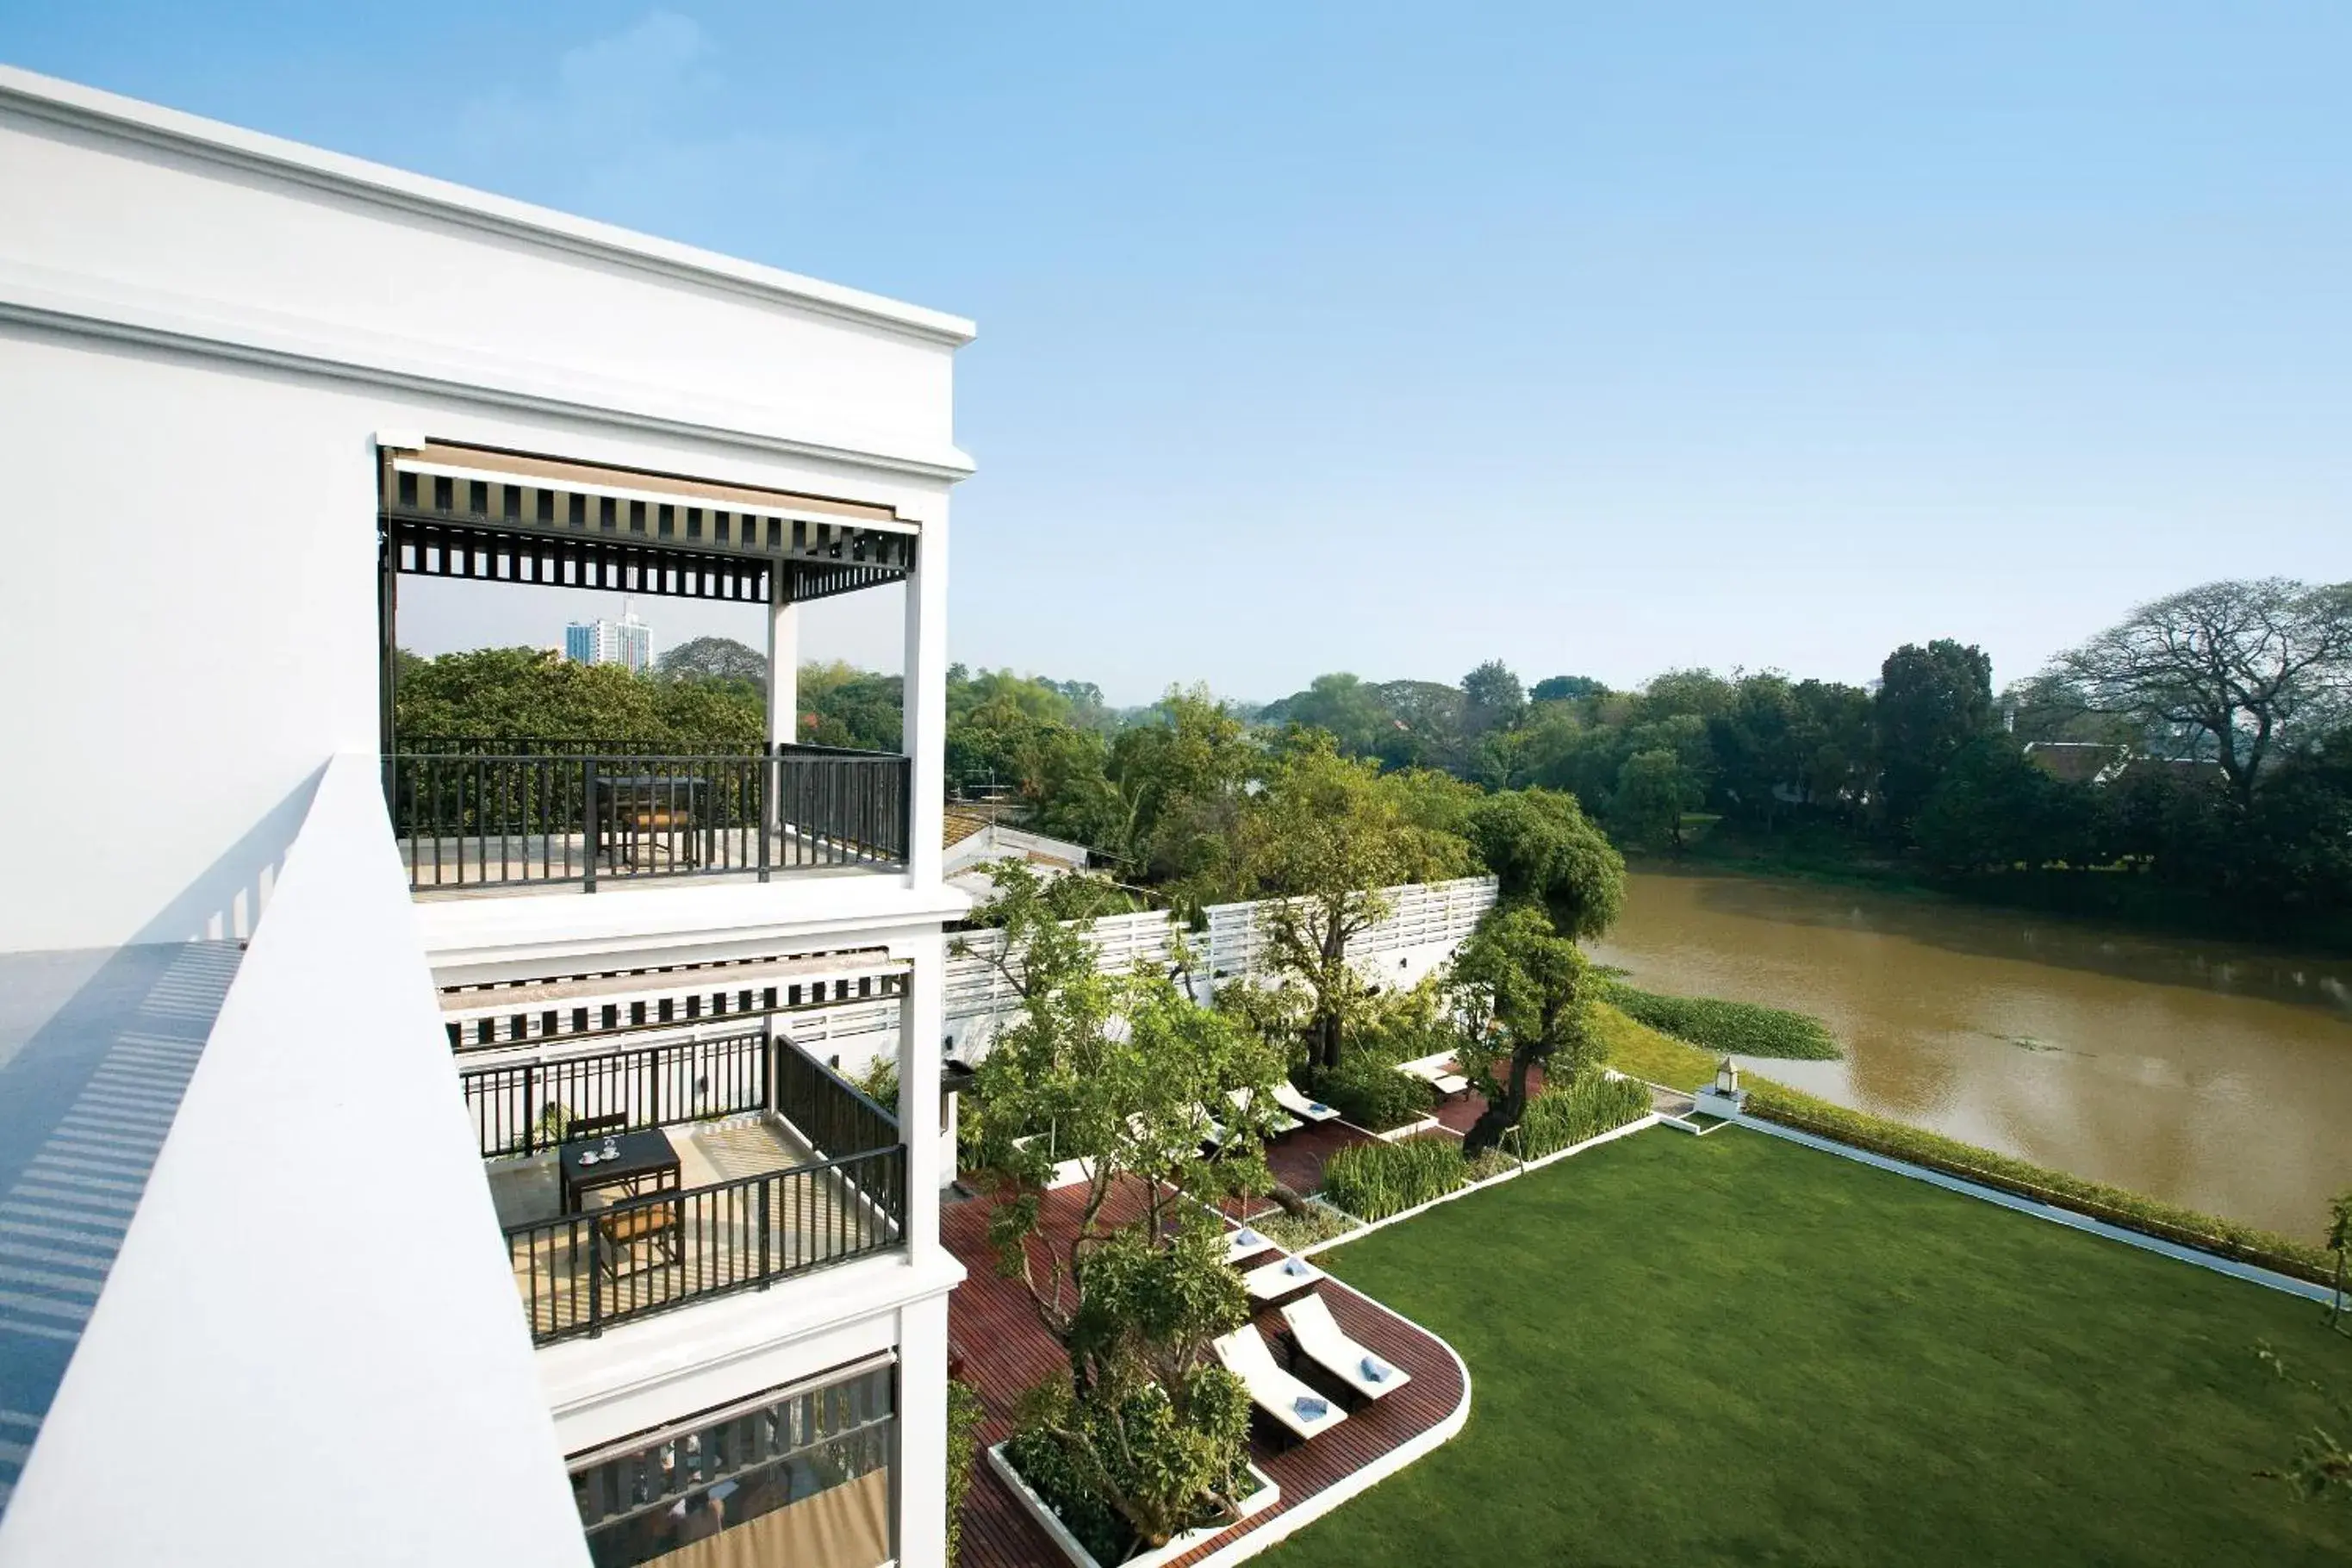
[0,64,970,1568]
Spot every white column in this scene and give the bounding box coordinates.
[896,928,945,1259]
[900,516,947,887]
[765,578,799,748]
[893,1291,951,1568]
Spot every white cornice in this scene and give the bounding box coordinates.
[0,63,977,349]
[0,283,978,483]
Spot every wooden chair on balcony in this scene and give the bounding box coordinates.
[596,1200,682,1284]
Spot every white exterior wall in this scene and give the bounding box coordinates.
[0,65,970,955]
[0,65,973,1568]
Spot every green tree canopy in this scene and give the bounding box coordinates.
[1875,638,1996,837]
[1466,787,1625,939]
[1448,901,1602,1156]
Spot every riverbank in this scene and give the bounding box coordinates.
[1660,824,2352,957]
[1590,869,2352,1238]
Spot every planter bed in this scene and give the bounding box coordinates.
[986,1442,1279,1568]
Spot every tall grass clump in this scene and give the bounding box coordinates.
[1322,1136,1470,1221]
[1517,1073,1652,1159]
[1602,982,1841,1061]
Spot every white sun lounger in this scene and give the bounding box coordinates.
[1270,1080,1341,1124]
[1229,1086,1302,1135]
[1241,1253,1327,1304]
[1396,1059,1471,1098]
[1223,1223,1279,1266]
[1213,1326,1348,1444]
[1281,1293,1412,1404]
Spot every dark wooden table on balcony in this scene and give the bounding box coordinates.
[558,1128,682,1215]
[603,775,711,870]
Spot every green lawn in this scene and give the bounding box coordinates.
[1264,1129,2352,1567]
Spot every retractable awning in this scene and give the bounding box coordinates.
[377,439,917,605]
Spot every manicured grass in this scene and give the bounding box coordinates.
[1590,1000,1717,1091]
[1264,1129,2352,1568]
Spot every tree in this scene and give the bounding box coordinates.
[1448,903,1602,1157]
[2330,1190,2352,1334]
[961,863,1279,1553]
[658,635,768,688]
[393,645,764,749]
[1875,639,1995,837]
[1461,660,1528,737]
[2048,579,2352,809]
[1241,739,1477,1070]
[1531,675,1608,705]
[1465,788,1626,939]
[1108,688,1257,893]
[1263,673,1391,757]
[1612,748,1702,852]
[1913,737,2097,874]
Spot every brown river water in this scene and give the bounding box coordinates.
[1589,870,2352,1239]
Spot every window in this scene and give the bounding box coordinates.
[570,1359,894,1568]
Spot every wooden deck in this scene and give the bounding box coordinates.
[945,1173,1468,1568]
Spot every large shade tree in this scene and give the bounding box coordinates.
[1448,902,1605,1157]
[1240,738,1477,1071]
[1875,639,1996,837]
[2046,578,2352,809]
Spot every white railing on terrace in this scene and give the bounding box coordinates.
[943,876,1499,1030]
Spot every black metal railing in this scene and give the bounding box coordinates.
[774,1037,900,1160]
[402,736,757,757]
[388,744,911,892]
[460,1030,769,1160]
[504,1146,906,1344]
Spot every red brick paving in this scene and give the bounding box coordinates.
[945,1170,1467,1568]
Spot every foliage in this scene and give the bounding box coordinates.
[2254,1344,2352,1504]
[1252,1200,1362,1252]
[2047,578,2352,808]
[1109,688,1259,895]
[961,859,1277,1554]
[1266,1131,2352,1567]
[800,661,905,750]
[1612,747,1704,851]
[2328,1190,2352,1333]
[1465,788,1625,938]
[1306,1055,1435,1133]
[852,1054,899,1111]
[1515,1071,1652,1159]
[1874,638,1997,837]
[1914,737,2101,874]
[1321,1136,1472,1221]
[946,1378,986,1567]
[1599,982,1841,1061]
[1241,738,1477,1070]
[1006,1359,1254,1561]
[658,634,768,687]
[1448,903,1603,1155]
[1743,1080,2336,1281]
[1461,659,1528,737]
[394,645,765,749]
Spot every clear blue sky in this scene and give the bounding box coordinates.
[6,3,2348,705]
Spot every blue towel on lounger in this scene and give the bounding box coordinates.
[1361,1355,1393,1383]
[1283,1259,1309,1277]
[1235,1228,1261,1246]
[1293,1395,1328,1420]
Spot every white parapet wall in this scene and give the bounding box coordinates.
[943,877,1499,1061]
[0,754,590,1568]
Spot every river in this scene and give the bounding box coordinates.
[1588,870,2352,1238]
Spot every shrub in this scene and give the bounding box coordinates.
[1602,982,1840,1061]
[947,1378,986,1567]
[1744,1080,2336,1284]
[1252,1199,1361,1252]
[1322,1136,1470,1220]
[1308,1059,1434,1133]
[1517,1072,1652,1159]
[1005,1367,1254,1565]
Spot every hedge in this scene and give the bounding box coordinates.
[1743,1080,2337,1285]
[1602,981,1841,1061]
[1322,1136,1470,1220]
[1308,1059,1435,1133]
[1517,1073,1653,1159]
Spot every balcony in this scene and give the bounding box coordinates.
[390,741,911,896]
[466,1028,906,1343]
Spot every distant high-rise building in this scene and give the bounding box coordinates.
[563,611,653,674]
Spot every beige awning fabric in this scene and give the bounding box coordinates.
[379,439,915,604]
